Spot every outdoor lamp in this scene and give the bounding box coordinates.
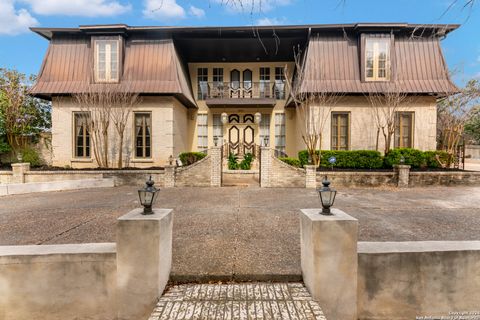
[263,136,269,147]
[138,176,159,215]
[221,112,228,124]
[214,136,219,146]
[254,112,262,124]
[317,175,337,215]
[168,155,174,165]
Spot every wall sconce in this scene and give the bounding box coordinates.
[221,112,228,124]
[254,112,262,124]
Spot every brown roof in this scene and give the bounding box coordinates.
[30,34,196,107]
[300,34,458,95]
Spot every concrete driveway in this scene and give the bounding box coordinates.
[0,185,479,280]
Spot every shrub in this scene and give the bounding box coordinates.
[424,150,451,168]
[20,147,42,167]
[279,157,301,167]
[178,152,206,166]
[383,148,426,168]
[298,150,383,169]
[239,153,254,170]
[228,153,239,170]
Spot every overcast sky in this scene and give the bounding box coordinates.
[0,0,478,85]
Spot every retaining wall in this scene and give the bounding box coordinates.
[175,155,212,187]
[316,171,398,188]
[409,171,480,186]
[0,243,117,320]
[270,156,306,187]
[357,241,480,319]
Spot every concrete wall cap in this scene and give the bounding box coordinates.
[0,242,116,257]
[11,163,30,167]
[301,208,358,221]
[358,241,480,254]
[118,208,173,221]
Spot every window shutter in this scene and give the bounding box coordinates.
[360,34,366,82]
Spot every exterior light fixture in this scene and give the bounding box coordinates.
[138,176,159,215]
[263,136,269,147]
[214,136,219,146]
[400,156,405,164]
[168,155,174,165]
[254,112,262,124]
[221,112,228,124]
[317,175,337,215]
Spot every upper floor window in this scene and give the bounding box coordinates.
[197,68,208,100]
[94,39,120,83]
[260,67,271,97]
[365,37,391,81]
[274,67,285,99]
[213,68,223,84]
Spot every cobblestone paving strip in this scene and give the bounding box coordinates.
[148,283,326,320]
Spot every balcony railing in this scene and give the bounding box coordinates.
[198,81,286,100]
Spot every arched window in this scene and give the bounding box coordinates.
[230,69,240,89]
[243,69,252,89]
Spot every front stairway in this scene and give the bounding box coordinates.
[222,156,260,187]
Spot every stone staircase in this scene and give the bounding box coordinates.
[222,156,260,187]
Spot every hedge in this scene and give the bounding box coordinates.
[383,148,426,168]
[178,152,206,166]
[423,150,451,169]
[279,157,301,167]
[298,150,383,169]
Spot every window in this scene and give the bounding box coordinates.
[94,39,119,83]
[275,113,286,153]
[197,113,208,152]
[135,113,152,158]
[243,69,252,89]
[213,114,223,144]
[74,113,90,158]
[274,67,285,99]
[365,37,391,81]
[230,69,240,89]
[197,68,208,100]
[213,68,223,83]
[260,67,271,97]
[395,112,414,148]
[260,114,271,147]
[331,113,350,150]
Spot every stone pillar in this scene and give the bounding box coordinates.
[210,146,222,187]
[116,208,173,320]
[164,165,176,188]
[394,164,411,188]
[260,147,271,187]
[300,208,358,320]
[305,165,317,189]
[11,163,30,184]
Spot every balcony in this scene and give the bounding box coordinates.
[199,82,286,107]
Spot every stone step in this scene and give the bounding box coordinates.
[222,170,260,187]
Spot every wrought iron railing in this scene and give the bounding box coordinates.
[198,82,286,100]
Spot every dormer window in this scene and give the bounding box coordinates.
[94,38,120,83]
[364,37,391,81]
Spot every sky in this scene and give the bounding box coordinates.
[0,0,479,86]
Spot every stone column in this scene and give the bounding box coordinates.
[164,165,176,188]
[305,165,317,189]
[210,146,222,187]
[260,147,271,188]
[300,208,358,320]
[394,164,411,188]
[11,163,30,184]
[116,208,173,320]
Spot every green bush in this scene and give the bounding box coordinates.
[383,148,426,168]
[298,150,383,169]
[0,139,10,155]
[20,147,42,167]
[178,152,206,166]
[228,153,239,170]
[423,150,451,168]
[239,153,254,170]
[279,157,301,167]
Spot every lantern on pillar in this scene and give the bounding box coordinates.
[254,112,262,124]
[221,112,228,124]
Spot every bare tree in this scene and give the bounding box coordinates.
[366,84,413,154]
[74,85,141,168]
[285,40,344,166]
[437,79,480,167]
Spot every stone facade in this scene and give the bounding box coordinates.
[316,171,398,188]
[175,155,212,187]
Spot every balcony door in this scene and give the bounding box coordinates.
[226,114,257,156]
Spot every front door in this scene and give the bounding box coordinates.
[226,114,257,156]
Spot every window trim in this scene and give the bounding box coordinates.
[72,112,91,159]
[92,36,122,84]
[133,112,152,159]
[361,34,393,82]
[330,112,351,151]
[395,111,415,148]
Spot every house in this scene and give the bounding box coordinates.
[30,23,458,168]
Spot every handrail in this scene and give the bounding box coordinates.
[198,81,286,100]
